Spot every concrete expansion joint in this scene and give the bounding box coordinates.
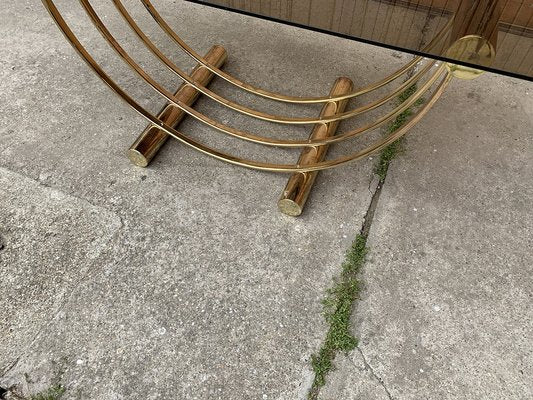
[360,175,383,238]
[308,142,393,399]
[368,174,382,196]
[356,347,394,400]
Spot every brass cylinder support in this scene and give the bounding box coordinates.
[127,45,227,167]
[278,77,354,216]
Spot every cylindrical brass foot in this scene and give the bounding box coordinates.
[278,77,354,216]
[127,45,227,167]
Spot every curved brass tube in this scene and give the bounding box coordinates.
[40,0,451,172]
[140,0,452,104]
[77,0,444,147]
[113,0,434,125]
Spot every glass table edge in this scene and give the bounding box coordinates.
[185,0,533,82]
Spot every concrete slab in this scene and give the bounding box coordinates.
[3,0,531,399]
[0,0,412,398]
[0,168,122,373]
[320,75,533,399]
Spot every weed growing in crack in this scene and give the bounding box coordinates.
[29,385,65,400]
[308,235,368,399]
[374,84,425,181]
[308,82,425,400]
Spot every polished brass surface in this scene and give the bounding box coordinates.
[41,0,451,175]
[445,35,495,78]
[139,0,452,103]
[94,0,447,123]
[445,0,502,78]
[449,0,501,54]
[279,78,354,216]
[128,45,227,167]
[190,0,533,80]
[71,0,444,147]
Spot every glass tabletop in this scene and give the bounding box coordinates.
[186,0,533,81]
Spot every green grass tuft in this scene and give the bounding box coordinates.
[308,235,368,399]
[374,135,405,181]
[374,84,425,181]
[30,385,65,400]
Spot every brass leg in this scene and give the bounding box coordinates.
[278,77,354,216]
[127,45,227,167]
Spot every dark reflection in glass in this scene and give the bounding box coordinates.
[187,0,533,80]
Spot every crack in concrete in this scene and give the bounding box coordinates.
[308,175,383,400]
[360,177,383,238]
[368,174,381,196]
[0,166,118,216]
[357,347,394,400]
[308,99,413,396]
[0,357,20,379]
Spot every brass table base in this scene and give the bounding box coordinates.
[127,46,353,216]
[41,0,457,216]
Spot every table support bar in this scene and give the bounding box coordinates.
[127,45,227,167]
[278,77,354,216]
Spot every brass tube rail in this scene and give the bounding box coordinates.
[128,45,228,167]
[74,0,444,148]
[112,0,436,124]
[140,0,453,104]
[41,0,451,173]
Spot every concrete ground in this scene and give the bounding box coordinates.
[0,1,531,399]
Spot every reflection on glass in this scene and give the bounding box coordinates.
[189,0,533,80]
